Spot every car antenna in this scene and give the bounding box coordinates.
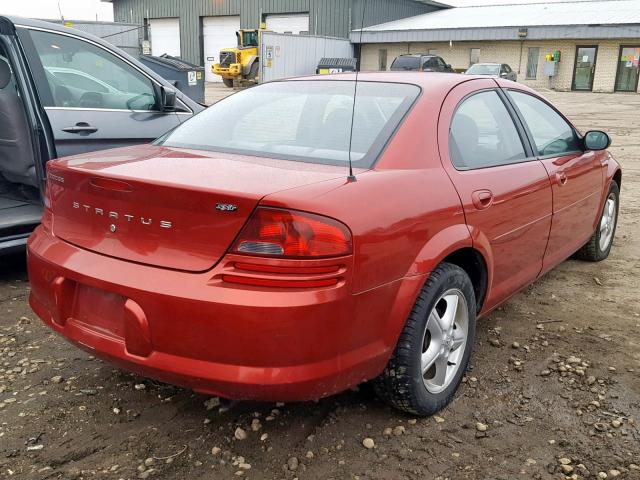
[346,0,367,183]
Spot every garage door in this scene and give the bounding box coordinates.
[265,14,310,35]
[203,16,241,82]
[149,18,181,57]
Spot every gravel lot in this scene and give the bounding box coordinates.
[1,89,639,480]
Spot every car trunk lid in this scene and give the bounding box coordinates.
[47,145,351,271]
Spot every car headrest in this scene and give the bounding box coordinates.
[0,59,11,90]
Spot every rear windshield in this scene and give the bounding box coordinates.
[159,80,420,168]
[466,64,500,75]
[390,56,421,71]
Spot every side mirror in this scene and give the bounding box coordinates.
[160,86,176,111]
[584,130,611,151]
[500,72,508,78]
[446,64,452,69]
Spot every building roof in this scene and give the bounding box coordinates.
[351,0,640,43]
[411,0,453,7]
[102,0,453,4]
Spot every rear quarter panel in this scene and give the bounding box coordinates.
[263,87,469,295]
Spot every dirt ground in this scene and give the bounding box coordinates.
[1,89,639,480]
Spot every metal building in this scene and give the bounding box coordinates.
[46,19,142,57]
[104,0,448,81]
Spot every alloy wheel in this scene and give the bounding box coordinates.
[599,194,617,252]
[421,289,469,394]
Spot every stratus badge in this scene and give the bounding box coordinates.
[72,201,173,229]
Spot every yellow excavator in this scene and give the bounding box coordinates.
[212,27,266,87]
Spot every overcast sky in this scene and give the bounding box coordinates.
[0,0,114,22]
[0,0,598,22]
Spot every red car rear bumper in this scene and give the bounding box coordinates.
[27,226,424,401]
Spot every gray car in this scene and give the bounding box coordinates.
[465,63,518,82]
[0,16,204,253]
[390,54,454,73]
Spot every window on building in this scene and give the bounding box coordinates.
[469,48,481,66]
[526,47,540,79]
[378,49,388,71]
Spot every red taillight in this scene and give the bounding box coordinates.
[231,207,352,258]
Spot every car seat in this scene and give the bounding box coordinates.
[449,113,480,169]
[0,58,37,187]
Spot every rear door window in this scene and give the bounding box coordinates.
[160,81,420,167]
[450,90,527,169]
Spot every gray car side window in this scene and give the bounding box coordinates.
[449,90,527,170]
[30,30,158,111]
[423,57,438,69]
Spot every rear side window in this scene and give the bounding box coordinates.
[390,56,420,71]
[423,57,438,69]
[508,91,581,156]
[449,90,527,169]
[29,30,158,111]
[160,80,420,168]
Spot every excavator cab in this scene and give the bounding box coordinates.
[239,30,259,48]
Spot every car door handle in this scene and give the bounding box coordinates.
[471,189,494,210]
[556,171,568,186]
[62,122,98,135]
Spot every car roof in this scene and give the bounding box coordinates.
[471,63,503,66]
[288,71,485,91]
[1,15,102,39]
[287,71,539,98]
[397,53,438,58]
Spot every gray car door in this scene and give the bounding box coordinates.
[19,27,185,158]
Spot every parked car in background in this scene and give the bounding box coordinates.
[390,54,454,73]
[466,62,518,81]
[28,72,621,416]
[0,16,203,254]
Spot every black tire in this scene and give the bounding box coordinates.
[222,78,234,88]
[575,181,620,262]
[248,61,259,80]
[373,262,476,416]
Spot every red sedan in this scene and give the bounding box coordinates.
[27,73,621,415]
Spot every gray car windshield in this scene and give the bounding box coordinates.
[159,80,420,167]
[467,64,500,75]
